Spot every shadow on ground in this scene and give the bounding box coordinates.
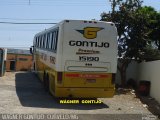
[15,72,108,110]
[137,94,160,119]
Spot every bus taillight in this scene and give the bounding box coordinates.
[57,72,63,84]
[112,73,116,84]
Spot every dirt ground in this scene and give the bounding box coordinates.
[0,71,159,120]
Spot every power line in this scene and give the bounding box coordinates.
[0,0,106,6]
[0,22,57,24]
[0,17,62,21]
[0,47,31,49]
[1,47,30,48]
[0,29,41,31]
[0,0,105,4]
[0,4,105,7]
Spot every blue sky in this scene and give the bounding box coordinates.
[0,0,159,49]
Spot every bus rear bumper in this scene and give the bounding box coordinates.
[55,87,115,98]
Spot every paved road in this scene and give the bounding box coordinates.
[0,72,158,120]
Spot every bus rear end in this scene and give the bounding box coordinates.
[56,20,117,98]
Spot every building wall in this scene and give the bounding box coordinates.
[116,60,160,103]
[138,61,160,103]
[6,53,32,71]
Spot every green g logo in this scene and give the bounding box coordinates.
[76,27,104,39]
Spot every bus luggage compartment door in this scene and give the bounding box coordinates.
[63,61,112,88]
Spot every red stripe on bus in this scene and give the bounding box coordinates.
[65,74,108,78]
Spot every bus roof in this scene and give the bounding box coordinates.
[34,20,115,37]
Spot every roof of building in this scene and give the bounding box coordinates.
[7,49,31,55]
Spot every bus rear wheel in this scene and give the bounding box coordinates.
[43,73,49,92]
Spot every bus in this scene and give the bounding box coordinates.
[31,20,117,98]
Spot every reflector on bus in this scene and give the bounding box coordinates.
[65,60,111,72]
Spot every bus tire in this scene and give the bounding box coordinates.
[33,62,36,71]
[43,73,49,92]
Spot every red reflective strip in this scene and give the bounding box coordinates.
[65,74,108,78]
[100,75,109,78]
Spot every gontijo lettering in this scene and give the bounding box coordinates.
[69,41,109,48]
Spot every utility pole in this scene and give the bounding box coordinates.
[29,0,31,5]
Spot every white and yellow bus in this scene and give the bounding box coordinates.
[32,20,117,98]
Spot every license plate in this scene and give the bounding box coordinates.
[86,79,96,83]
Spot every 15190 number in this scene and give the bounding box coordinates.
[79,56,99,61]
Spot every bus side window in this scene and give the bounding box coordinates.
[46,33,50,49]
[51,29,59,52]
[50,32,55,51]
[42,35,44,48]
[36,37,38,47]
[45,28,59,52]
[52,31,56,52]
[48,32,52,50]
[35,37,37,47]
[43,34,46,49]
[40,36,42,48]
[55,30,59,51]
[49,32,54,50]
[44,34,47,49]
[37,36,39,48]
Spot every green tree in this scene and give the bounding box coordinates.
[101,0,160,86]
[137,6,160,60]
[145,7,160,50]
